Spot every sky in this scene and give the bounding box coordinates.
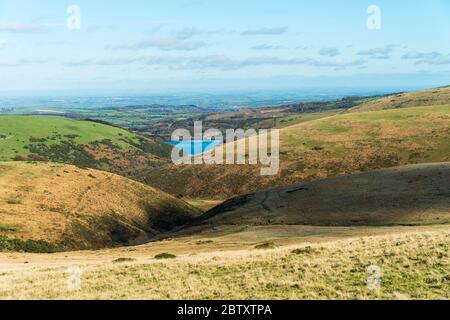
[0,0,449,95]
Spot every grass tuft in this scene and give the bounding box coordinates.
[6,198,22,205]
[112,257,136,263]
[0,223,17,233]
[255,242,277,250]
[291,246,319,255]
[154,253,177,259]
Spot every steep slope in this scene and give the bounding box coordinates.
[0,115,170,175]
[144,104,450,199]
[351,86,450,112]
[189,163,450,229]
[0,162,200,251]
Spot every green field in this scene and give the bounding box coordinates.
[0,116,141,161]
[0,115,172,175]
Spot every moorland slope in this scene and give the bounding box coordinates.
[351,86,450,112]
[0,162,200,252]
[189,163,450,230]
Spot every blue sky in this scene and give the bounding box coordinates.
[0,0,449,95]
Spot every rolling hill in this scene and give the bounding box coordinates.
[0,94,449,300]
[144,104,450,199]
[351,86,450,112]
[0,162,200,252]
[188,163,450,230]
[0,115,170,176]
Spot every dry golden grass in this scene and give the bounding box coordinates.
[352,86,450,112]
[0,226,448,300]
[0,162,200,250]
[184,199,223,212]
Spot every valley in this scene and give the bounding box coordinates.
[2,0,449,303]
[0,85,449,300]
[142,103,450,199]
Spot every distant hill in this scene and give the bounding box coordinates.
[144,104,450,199]
[0,115,170,176]
[188,163,450,230]
[0,162,200,252]
[147,96,365,138]
[351,86,450,112]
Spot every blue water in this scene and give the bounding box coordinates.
[166,140,220,156]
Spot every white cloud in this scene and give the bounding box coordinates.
[174,27,202,40]
[250,44,281,50]
[401,51,440,60]
[401,51,450,65]
[356,45,398,60]
[357,47,392,56]
[66,57,145,66]
[65,54,366,70]
[241,27,288,36]
[369,55,391,60]
[146,55,366,70]
[106,37,206,51]
[85,24,118,33]
[319,47,340,57]
[0,23,48,33]
[0,57,48,67]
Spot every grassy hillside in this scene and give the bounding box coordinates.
[351,86,450,112]
[144,104,450,199]
[0,115,170,174]
[191,163,450,229]
[0,162,200,252]
[1,229,447,299]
